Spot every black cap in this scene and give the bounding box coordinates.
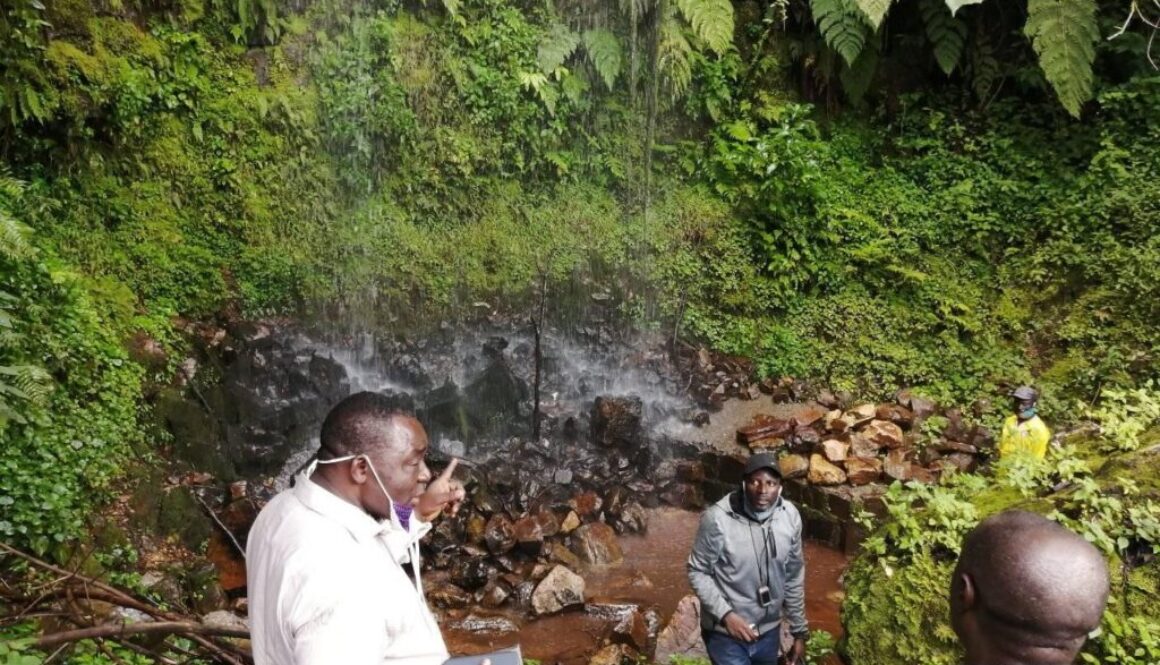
[744,452,782,479]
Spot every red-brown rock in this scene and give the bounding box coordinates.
[808,454,847,486]
[571,522,624,565]
[849,433,880,459]
[844,457,882,486]
[875,403,914,427]
[792,404,829,429]
[570,491,603,520]
[778,453,810,480]
[484,514,516,554]
[864,419,905,449]
[737,416,794,444]
[883,449,914,482]
[820,439,849,463]
[655,595,707,664]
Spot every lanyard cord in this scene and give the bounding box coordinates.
[747,520,771,590]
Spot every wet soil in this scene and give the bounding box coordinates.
[444,507,849,664]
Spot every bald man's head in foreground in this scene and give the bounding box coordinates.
[950,510,1110,665]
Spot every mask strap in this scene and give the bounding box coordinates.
[304,453,357,478]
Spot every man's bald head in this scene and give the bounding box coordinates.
[950,510,1110,665]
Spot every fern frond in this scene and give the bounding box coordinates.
[441,0,460,16]
[0,167,25,202]
[659,9,694,100]
[0,210,33,261]
[854,0,894,29]
[810,0,870,66]
[840,44,879,102]
[945,0,985,15]
[1025,0,1099,117]
[675,0,735,55]
[538,24,582,75]
[969,30,1000,101]
[920,0,967,75]
[583,29,624,91]
[3,365,52,406]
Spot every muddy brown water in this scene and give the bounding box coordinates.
[444,507,849,664]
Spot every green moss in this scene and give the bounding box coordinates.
[840,555,961,665]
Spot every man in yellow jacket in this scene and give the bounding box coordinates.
[998,385,1051,460]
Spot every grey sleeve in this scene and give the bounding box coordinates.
[783,514,808,635]
[687,509,732,624]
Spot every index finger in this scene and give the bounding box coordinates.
[439,458,459,480]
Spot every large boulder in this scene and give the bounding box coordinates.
[462,358,529,438]
[883,449,915,482]
[531,565,586,615]
[592,395,644,449]
[571,522,625,565]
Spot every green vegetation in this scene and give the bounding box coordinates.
[844,421,1160,665]
[1,0,1159,661]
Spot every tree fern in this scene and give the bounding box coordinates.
[538,24,582,75]
[855,0,894,30]
[675,0,735,55]
[945,0,985,15]
[810,0,871,66]
[1024,0,1099,117]
[841,43,879,102]
[920,0,967,75]
[584,29,624,91]
[659,7,694,100]
[969,30,1000,102]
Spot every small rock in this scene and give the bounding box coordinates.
[616,502,648,534]
[820,439,849,463]
[554,469,574,484]
[589,644,637,665]
[484,514,516,555]
[936,440,979,455]
[847,404,877,426]
[428,583,473,609]
[531,565,586,615]
[655,595,707,664]
[848,433,880,459]
[480,579,512,608]
[864,419,905,449]
[791,404,829,428]
[570,491,603,520]
[816,390,840,409]
[513,515,544,555]
[571,522,624,565]
[883,449,914,482]
[452,615,519,633]
[875,403,914,427]
[777,453,811,480]
[808,454,847,485]
[560,511,582,534]
[844,457,882,486]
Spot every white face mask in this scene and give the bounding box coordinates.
[308,454,406,529]
[306,454,427,597]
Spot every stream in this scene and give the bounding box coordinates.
[443,507,848,664]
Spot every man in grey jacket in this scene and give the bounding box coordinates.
[687,452,808,665]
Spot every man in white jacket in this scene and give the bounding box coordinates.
[247,391,466,665]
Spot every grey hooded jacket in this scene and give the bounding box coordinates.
[687,490,807,637]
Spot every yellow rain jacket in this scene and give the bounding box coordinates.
[998,414,1051,460]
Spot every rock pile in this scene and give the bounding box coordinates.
[737,389,994,487]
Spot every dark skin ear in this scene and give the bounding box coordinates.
[956,571,976,611]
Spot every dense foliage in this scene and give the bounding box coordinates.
[843,421,1160,665]
[0,0,1159,660]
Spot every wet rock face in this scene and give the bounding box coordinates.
[591,396,643,450]
[158,326,351,479]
